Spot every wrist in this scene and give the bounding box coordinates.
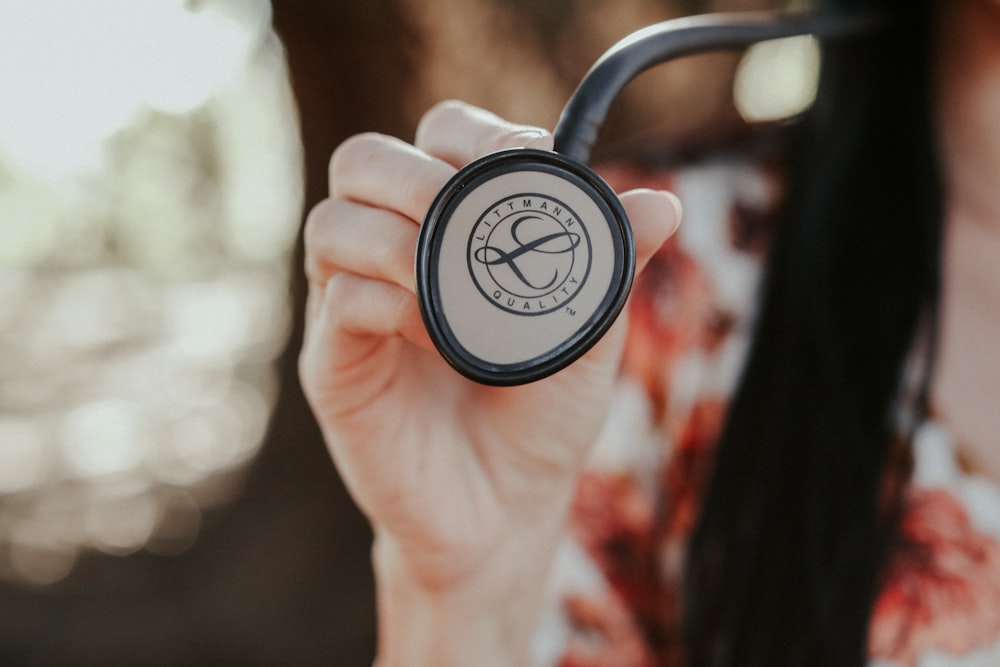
[371,507,568,667]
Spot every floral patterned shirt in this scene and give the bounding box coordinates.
[533,156,1000,667]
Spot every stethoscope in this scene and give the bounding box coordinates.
[415,11,884,386]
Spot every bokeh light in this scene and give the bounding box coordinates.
[0,0,302,586]
[733,34,821,123]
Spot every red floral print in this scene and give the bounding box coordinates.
[550,159,1000,667]
[559,592,655,667]
[870,488,1000,665]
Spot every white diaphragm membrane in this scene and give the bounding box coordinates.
[416,149,634,385]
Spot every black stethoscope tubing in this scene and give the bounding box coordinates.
[554,11,887,163]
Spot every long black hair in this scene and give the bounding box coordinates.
[681,0,943,665]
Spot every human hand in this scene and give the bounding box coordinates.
[299,100,680,664]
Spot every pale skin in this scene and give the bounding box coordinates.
[931,0,1000,479]
[299,102,681,665]
[300,0,1000,663]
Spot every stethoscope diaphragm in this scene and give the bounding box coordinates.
[415,149,633,385]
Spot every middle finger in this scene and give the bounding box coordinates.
[304,197,420,292]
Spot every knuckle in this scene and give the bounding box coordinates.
[396,163,441,219]
[298,337,321,396]
[302,198,335,251]
[483,125,549,155]
[328,132,387,191]
[303,199,354,286]
[388,224,419,271]
[416,99,467,144]
[370,222,415,288]
[321,273,356,323]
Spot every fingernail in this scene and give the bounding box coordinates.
[509,129,548,148]
[663,190,683,228]
[640,189,682,235]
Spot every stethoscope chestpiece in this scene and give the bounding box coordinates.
[415,148,634,386]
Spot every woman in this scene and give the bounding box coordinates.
[299,0,1000,663]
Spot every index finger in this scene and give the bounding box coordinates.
[329,132,456,224]
[414,100,554,168]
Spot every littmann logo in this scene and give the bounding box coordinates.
[468,194,591,316]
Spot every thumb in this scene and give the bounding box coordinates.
[619,189,683,272]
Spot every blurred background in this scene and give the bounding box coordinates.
[0,0,814,663]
